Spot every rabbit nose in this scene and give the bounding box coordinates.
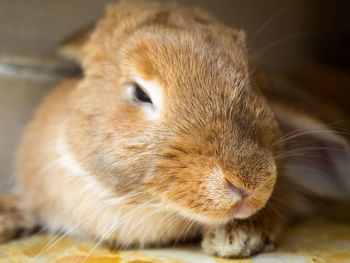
[226,179,250,201]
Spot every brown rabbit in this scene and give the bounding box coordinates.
[1,1,350,258]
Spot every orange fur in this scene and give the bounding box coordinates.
[4,0,348,258]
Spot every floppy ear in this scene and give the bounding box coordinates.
[57,2,161,66]
[273,104,350,200]
[59,25,94,64]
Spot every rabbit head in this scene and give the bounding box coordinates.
[63,1,282,224]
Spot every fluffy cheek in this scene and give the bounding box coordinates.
[145,158,238,223]
[146,159,277,224]
[149,173,234,223]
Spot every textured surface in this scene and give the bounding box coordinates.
[0,217,350,263]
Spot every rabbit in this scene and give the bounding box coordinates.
[1,0,350,258]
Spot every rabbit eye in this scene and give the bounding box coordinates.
[133,83,153,104]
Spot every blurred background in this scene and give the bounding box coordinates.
[0,0,349,191]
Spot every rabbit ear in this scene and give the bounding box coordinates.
[59,25,94,64]
[273,104,350,200]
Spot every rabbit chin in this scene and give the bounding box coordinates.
[166,201,263,226]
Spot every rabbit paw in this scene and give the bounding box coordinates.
[0,194,39,242]
[202,219,277,258]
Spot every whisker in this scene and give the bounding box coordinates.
[80,219,122,263]
[257,30,349,56]
[81,200,157,261]
[281,130,343,143]
[119,202,166,251]
[5,170,16,192]
[253,1,298,39]
[29,192,139,261]
[180,218,197,243]
[275,145,347,161]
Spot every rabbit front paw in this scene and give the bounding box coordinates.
[202,219,277,258]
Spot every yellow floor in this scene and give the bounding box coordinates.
[1,217,350,263]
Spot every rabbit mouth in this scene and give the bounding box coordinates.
[147,179,275,225]
[185,187,273,223]
[156,198,262,225]
[228,199,259,219]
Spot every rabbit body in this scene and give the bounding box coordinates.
[4,1,350,258]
